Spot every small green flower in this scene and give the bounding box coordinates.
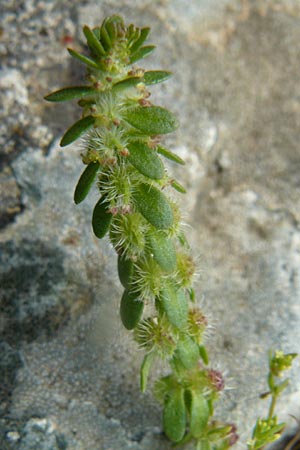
[247,417,285,450]
[269,350,297,377]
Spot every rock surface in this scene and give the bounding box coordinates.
[1,1,300,449]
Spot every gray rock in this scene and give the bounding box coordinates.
[18,417,66,450]
[0,167,22,229]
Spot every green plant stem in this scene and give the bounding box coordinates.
[268,394,277,420]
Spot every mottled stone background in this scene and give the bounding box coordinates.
[1,1,300,449]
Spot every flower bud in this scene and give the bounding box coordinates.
[207,368,225,392]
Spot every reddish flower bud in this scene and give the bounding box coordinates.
[120,148,129,157]
[228,423,239,446]
[208,368,225,391]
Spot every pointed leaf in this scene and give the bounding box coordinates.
[92,26,101,40]
[133,183,173,229]
[118,255,134,289]
[156,145,185,165]
[129,45,155,64]
[130,27,151,53]
[189,392,210,438]
[189,287,196,302]
[128,27,140,48]
[106,21,117,42]
[171,179,186,194]
[127,142,164,180]
[143,70,172,85]
[140,352,155,393]
[120,289,144,330]
[199,345,209,365]
[177,335,199,369]
[108,15,124,27]
[74,161,100,204]
[124,106,178,135]
[67,48,100,69]
[112,77,142,92]
[60,115,95,147]
[163,389,186,442]
[92,196,112,239]
[207,425,233,441]
[160,285,188,329]
[100,22,112,50]
[148,231,177,272]
[127,24,135,41]
[44,86,96,102]
[83,25,106,56]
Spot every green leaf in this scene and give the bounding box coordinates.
[67,48,100,69]
[127,142,164,180]
[83,25,106,56]
[189,392,210,439]
[148,231,177,272]
[100,21,112,50]
[92,27,101,40]
[163,389,186,442]
[171,179,186,194]
[207,425,233,441]
[112,77,142,92]
[274,379,290,396]
[74,161,100,204]
[174,433,193,447]
[130,27,151,53]
[189,287,196,302]
[118,255,134,289]
[129,45,155,64]
[60,115,95,147]
[124,106,178,135]
[197,439,211,450]
[45,86,96,102]
[199,345,209,365]
[177,335,199,369]
[106,21,117,42]
[120,289,144,330]
[207,399,213,416]
[109,15,124,28]
[133,183,173,229]
[156,145,185,165]
[143,70,172,85]
[159,285,188,329]
[126,24,135,40]
[140,352,155,393]
[128,27,140,48]
[92,196,112,239]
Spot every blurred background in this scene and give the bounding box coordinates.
[1,1,300,449]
